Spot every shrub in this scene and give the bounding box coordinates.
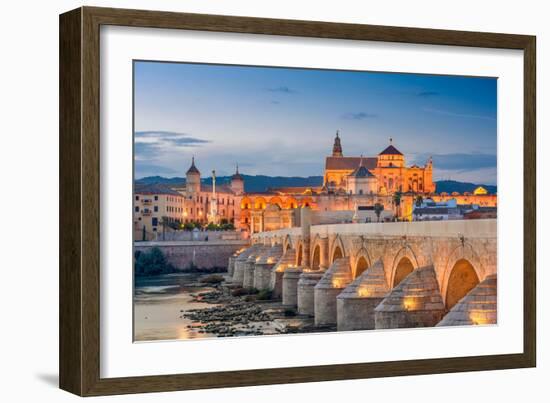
[134,247,175,276]
[283,308,296,317]
[231,287,258,297]
[256,289,272,301]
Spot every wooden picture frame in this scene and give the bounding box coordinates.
[59,6,536,396]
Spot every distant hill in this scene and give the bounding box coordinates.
[135,176,496,194]
[135,175,324,193]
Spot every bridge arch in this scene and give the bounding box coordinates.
[311,244,321,270]
[283,234,292,253]
[353,249,372,279]
[444,258,480,310]
[330,236,346,264]
[389,246,420,288]
[441,243,484,308]
[296,241,304,266]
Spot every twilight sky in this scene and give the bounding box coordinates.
[134,61,497,185]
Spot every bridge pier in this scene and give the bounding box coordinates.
[297,271,325,316]
[375,265,445,329]
[337,260,389,331]
[254,244,283,290]
[243,245,268,288]
[314,258,353,326]
[232,244,259,285]
[437,274,497,326]
[282,267,304,307]
[270,248,297,298]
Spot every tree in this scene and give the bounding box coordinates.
[392,191,402,218]
[160,216,170,241]
[415,195,424,207]
[134,247,175,276]
[374,202,383,222]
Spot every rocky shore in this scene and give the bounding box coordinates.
[181,279,336,337]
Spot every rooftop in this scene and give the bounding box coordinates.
[378,144,403,156]
[134,183,182,196]
[325,156,377,171]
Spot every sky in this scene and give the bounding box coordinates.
[134,61,497,185]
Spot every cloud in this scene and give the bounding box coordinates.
[341,112,378,120]
[416,91,440,97]
[266,86,297,94]
[422,107,496,121]
[134,130,210,159]
[270,100,280,105]
[413,153,496,172]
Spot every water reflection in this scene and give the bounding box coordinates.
[134,273,217,341]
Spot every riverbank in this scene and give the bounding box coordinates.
[182,280,336,337]
[134,273,335,341]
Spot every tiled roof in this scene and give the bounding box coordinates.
[379,144,403,156]
[349,165,375,178]
[134,183,183,196]
[200,184,234,194]
[325,156,377,170]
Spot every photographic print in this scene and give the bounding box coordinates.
[132,61,498,342]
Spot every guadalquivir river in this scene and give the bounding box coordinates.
[134,273,217,342]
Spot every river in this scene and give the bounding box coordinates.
[134,273,217,341]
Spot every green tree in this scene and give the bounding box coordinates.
[393,191,402,218]
[134,247,174,276]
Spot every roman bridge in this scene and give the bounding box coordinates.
[228,212,497,330]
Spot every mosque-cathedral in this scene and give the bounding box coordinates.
[133,132,497,236]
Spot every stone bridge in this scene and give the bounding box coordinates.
[228,209,497,330]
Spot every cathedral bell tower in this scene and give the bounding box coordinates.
[230,163,244,195]
[332,130,343,157]
[185,156,201,194]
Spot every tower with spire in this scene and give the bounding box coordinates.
[230,163,244,195]
[332,130,343,157]
[185,156,201,194]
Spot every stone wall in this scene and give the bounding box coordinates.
[135,240,249,270]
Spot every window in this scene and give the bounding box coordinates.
[135,195,139,201]
[152,217,158,226]
[135,206,139,212]
[154,195,158,201]
[154,206,158,212]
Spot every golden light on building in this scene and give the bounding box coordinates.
[403,296,419,311]
[267,257,275,264]
[469,310,491,325]
[473,186,488,195]
[357,286,370,297]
